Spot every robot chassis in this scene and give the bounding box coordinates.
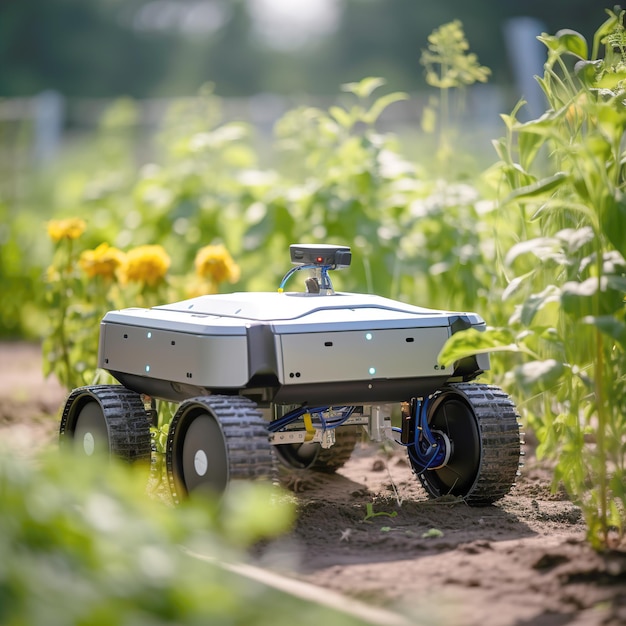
[59,244,521,506]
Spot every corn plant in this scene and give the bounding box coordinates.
[440,7,626,549]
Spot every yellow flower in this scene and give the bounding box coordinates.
[79,243,126,280]
[121,244,170,287]
[194,244,240,284]
[47,218,86,242]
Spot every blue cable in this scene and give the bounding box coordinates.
[278,264,334,291]
[268,405,355,433]
[409,396,448,471]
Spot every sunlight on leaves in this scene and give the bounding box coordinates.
[437,327,521,369]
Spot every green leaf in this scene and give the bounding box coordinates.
[504,237,560,266]
[503,172,567,204]
[553,29,589,59]
[596,100,626,146]
[561,277,624,319]
[437,327,519,368]
[606,274,626,293]
[499,112,516,131]
[593,69,626,91]
[529,199,598,223]
[341,77,386,99]
[601,193,626,258]
[512,359,565,393]
[422,528,444,539]
[591,8,621,60]
[574,60,602,87]
[582,315,626,350]
[363,502,398,521]
[363,91,409,125]
[328,106,353,129]
[513,110,560,137]
[538,33,561,53]
[540,29,587,59]
[499,163,536,191]
[502,271,534,301]
[518,128,545,171]
[520,285,561,326]
[555,227,595,254]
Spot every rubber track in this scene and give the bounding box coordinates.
[59,385,151,462]
[417,382,521,506]
[166,395,275,503]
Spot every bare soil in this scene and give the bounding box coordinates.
[1,342,626,626]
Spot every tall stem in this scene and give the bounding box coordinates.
[58,239,73,389]
[594,326,608,545]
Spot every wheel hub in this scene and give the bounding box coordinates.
[82,432,95,456]
[193,449,209,477]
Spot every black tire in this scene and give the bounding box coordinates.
[410,383,521,506]
[274,425,361,473]
[166,395,274,503]
[59,385,151,463]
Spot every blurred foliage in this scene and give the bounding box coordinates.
[0,444,372,625]
[439,7,626,550]
[43,217,240,389]
[31,66,510,383]
[4,8,626,555]
[2,24,514,347]
[420,20,491,167]
[0,0,607,98]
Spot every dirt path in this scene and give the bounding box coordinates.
[0,341,66,452]
[1,342,625,625]
[278,446,624,625]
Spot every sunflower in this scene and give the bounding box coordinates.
[47,218,87,243]
[79,243,126,280]
[120,245,171,287]
[194,244,240,284]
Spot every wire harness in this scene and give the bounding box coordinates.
[395,396,451,471]
[268,405,355,433]
[278,263,334,293]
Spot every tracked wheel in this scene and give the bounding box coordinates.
[274,425,361,473]
[166,395,274,503]
[59,385,151,462]
[410,383,520,506]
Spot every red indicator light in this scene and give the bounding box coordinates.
[316,256,324,264]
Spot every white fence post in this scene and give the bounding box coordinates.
[33,90,65,165]
[503,17,547,120]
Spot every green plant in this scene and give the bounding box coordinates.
[363,502,398,522]
[265,77,411,295]
[42,220,240,391]
[0,444,373,625]
[440,7,626,550]
[420,20,491,166]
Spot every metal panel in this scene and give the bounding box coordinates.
[276,326,452,385]
[99,323,249,388]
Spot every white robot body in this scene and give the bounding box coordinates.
[98,291,488,405]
